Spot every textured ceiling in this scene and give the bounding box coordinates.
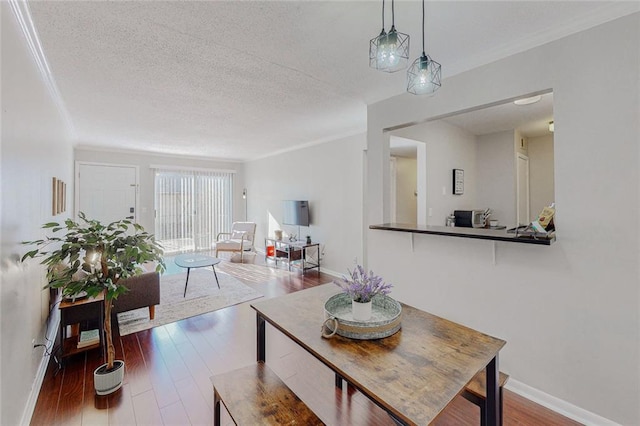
[27,1,638,161]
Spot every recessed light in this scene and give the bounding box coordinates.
[513,95,542,106]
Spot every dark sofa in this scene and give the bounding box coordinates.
[112,271,160,319]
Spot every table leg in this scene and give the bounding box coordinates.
[214,389,221,426]
[485,355,500,426]
[211,265,220,289]
[183,267,191,297]
[335,373,343,389]
[257,314,266,362]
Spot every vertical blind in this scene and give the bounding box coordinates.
[154,168,233,254]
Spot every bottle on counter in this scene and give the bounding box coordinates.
[446,214,456,227]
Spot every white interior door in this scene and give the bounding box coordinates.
[76,162,138,224]
[516,153,530,226]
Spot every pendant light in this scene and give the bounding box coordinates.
[369,0,409,73]
[407,0,441,95]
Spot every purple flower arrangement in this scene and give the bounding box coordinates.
[334,264,393,303]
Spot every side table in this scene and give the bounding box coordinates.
[58,292,105,363]
[264,238,320,274]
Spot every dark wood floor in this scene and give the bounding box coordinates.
[31,254,581,425]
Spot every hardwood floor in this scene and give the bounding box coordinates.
[31,254,581,425]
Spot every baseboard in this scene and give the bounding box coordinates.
[20,309,60,426]
[506,378,621,426]
[317,267,341,278]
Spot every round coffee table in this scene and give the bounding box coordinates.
[174,254,222,297]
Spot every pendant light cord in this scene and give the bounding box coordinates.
[421,0,425,55]
[381,0,385,31]
[391,0,395,27]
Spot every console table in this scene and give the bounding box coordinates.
[264,238,320,274]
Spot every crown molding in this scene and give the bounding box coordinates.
[8,0,75,137]
[247,129,366,163]
[445,2,640,79]
[74,144,244,164]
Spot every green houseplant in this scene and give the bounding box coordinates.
[22,212,165,394]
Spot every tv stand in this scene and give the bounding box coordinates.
[264,238,320,274]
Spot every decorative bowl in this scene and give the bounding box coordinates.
[323,293,402,340]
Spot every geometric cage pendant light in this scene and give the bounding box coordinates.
[369,0,409,73]
[407,0,441,95]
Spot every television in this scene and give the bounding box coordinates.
[283,200,310,226]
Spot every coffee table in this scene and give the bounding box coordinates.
[174,254,221,297]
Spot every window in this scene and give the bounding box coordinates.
[154,168,233,253]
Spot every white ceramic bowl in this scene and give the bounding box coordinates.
[489,220,499,227]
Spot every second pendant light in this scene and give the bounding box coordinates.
[407,0,441,95]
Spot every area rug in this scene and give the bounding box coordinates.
[117,268,262,336]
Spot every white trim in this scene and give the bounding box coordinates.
[74,161,140,222]
[8,0,75,138]
[247,129,366,162]
[317,267,340,278]
[506,378,621,426]
[74,145,244,164]
[20,309,60,426]
[444,2,640,79]
[149,164,237,174]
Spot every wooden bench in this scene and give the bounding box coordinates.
[211,362,324,425]
[462,370,510,426]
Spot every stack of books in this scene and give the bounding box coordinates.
[77,329,100,348]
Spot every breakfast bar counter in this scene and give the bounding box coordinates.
[370,223,556,245]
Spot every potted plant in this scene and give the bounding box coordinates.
[22,212,165,395]
[334,265,393,321]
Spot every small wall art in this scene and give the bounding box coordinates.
[453,169,464,195]
[52,177,67,215]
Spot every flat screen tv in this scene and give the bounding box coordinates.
[283,200,310,226]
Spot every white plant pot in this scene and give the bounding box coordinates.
[352,300,372,321]
[94,360,125,395]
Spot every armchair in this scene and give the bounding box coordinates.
[214,222,256,262]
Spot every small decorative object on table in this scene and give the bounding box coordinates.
[323,265,400,340]
[306,235,312,244]
[333,265,393,321]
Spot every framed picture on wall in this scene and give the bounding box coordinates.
[52,177,58,215]
[453,169,464,195]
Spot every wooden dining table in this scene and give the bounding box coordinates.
[251,284,506,425]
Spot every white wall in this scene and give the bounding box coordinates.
[1,3,74,424]
[476,130,516,227]
[366,13,639,425]
[74,149,245,233]
[528,134,555,219]
[394,157,417,224]
[393,121,477,226]
[244,134,365,275]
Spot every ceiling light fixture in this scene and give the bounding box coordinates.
[549,121,554,132]
[369,0,409,72]
[513,95,542,106]
[407,0,441,95]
